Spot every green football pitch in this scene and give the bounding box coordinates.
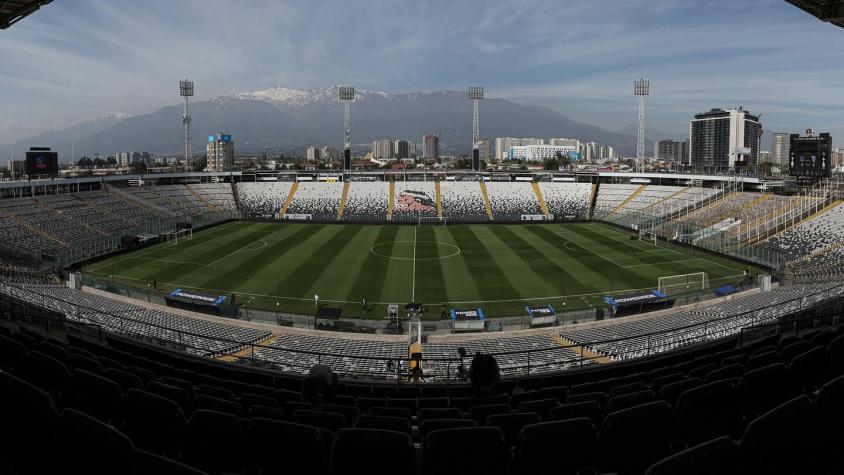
[83,221,758,320]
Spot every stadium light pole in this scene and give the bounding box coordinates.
[469,86,484,172]
[180,79,195,174]
[633,78,649,173]
[339,86,355,175]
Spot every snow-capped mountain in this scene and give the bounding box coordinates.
[5,87,644,158]
[221,86,392,108]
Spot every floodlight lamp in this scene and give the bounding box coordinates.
[468,86,484,100]
[179,80,194,97]
[338,86,355,101]
[633,79,649,96]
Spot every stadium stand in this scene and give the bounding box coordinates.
[762,202,844,263]
[342,182,389,221]
[592,183,641,218]
[285,182,343,220]
[538,182,592,219]
[237,182,294,218]
[1,296,842,474]
[484,182,542,220]
[392,182,439,221]
[440,181,488,222]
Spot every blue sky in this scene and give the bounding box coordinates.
[1,0,843,146]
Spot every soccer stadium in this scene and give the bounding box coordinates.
[2,1,844,475]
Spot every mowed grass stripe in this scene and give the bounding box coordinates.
[195,224,325,291]
[377,226,414,304]
[413,225,449,307]
[345,225,401,308]
[501,225,588,295]
[432,226,483,307]
[472,225,559,298]
[448,226,523,302]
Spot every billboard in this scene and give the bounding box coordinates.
[25,148,58,177]
[789,133,831,180]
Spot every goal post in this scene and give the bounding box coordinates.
[639,229,657,245]
[162,228,192,244]
[657,272,709,296]
[418,216,446,226]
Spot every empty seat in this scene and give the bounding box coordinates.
[657,377,702,406]
[247,404,285,421]
[516,398,559,420]
[332,428,415,475]
[604,389,656,414]
[511,418,598,475]
[103,367,145,392]
[0,334,28,370]
[123,388,187,454]
[423,427,509,475]
[368,406,411,420]
[780,340,811,363]
[246,418,330,475]
[550,400,603,425]
[789,346,828,389]
[703,363,743,383]
[469,403,510,423]
[674,379,739,443]
[645,436,742,475]
[293,409,347,431]
[59,408,135,475]
[322,403,360,425]
[0,371,59,473]
[566,391,607,407]
[419,418,477,438]
[67,369,124,422]
[745,350,779,371]
[194,394,242,416]
[131,449,210,475]
[355,414,412,435]
[14,350,70,397]
[183,409,246,474]
[486,412,541,446]
[609,381,647,398]
[419,407,462,422]
[736,363,799,414]
[600,401,675,474]
[740,395,819,475]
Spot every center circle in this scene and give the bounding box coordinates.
[370,240,461,261]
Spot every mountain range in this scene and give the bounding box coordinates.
[4,87,648,160]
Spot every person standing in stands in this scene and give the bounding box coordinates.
[302,364,338,408]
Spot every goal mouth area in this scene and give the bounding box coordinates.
[657,272,709,296]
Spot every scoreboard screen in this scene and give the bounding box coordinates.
[25,148,59,177]
[789,133,831,180]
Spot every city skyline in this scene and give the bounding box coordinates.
[1,0,843,147]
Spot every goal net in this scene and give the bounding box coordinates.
[418,216,446,226]
[658,272,709,296]
[639,229,657,245]
[162,228,192,244]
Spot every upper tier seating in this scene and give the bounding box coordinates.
[592,184,641,218]
[392,182,438,221]
[237,182,294,218]
[538,182,591,219]
[485,183,542,220]
[285,182,343,220]
[343,182,389,221]
[440,182,488,221]
[760,202,844,263]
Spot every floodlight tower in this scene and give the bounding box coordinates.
[468,86,484,171]
[179,79,195,172]
[633,78,649,172]
[338,86,355,172]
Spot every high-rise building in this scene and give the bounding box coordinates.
[371,140,394,160]
[653,140,689,162]
[549,138,581,149]
[494,138,545,160]
[772,132,791,166]
[422,134,439,161]
[394,140,413,159]
[689,108,762,173]
[508,145,577,161]
[306,146,321,161]
[320,146,340,161]
[206,131,234,172]
[477,138,490,162]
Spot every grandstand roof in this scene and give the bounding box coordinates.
[787,0,844,28]
[0,0,51,29]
